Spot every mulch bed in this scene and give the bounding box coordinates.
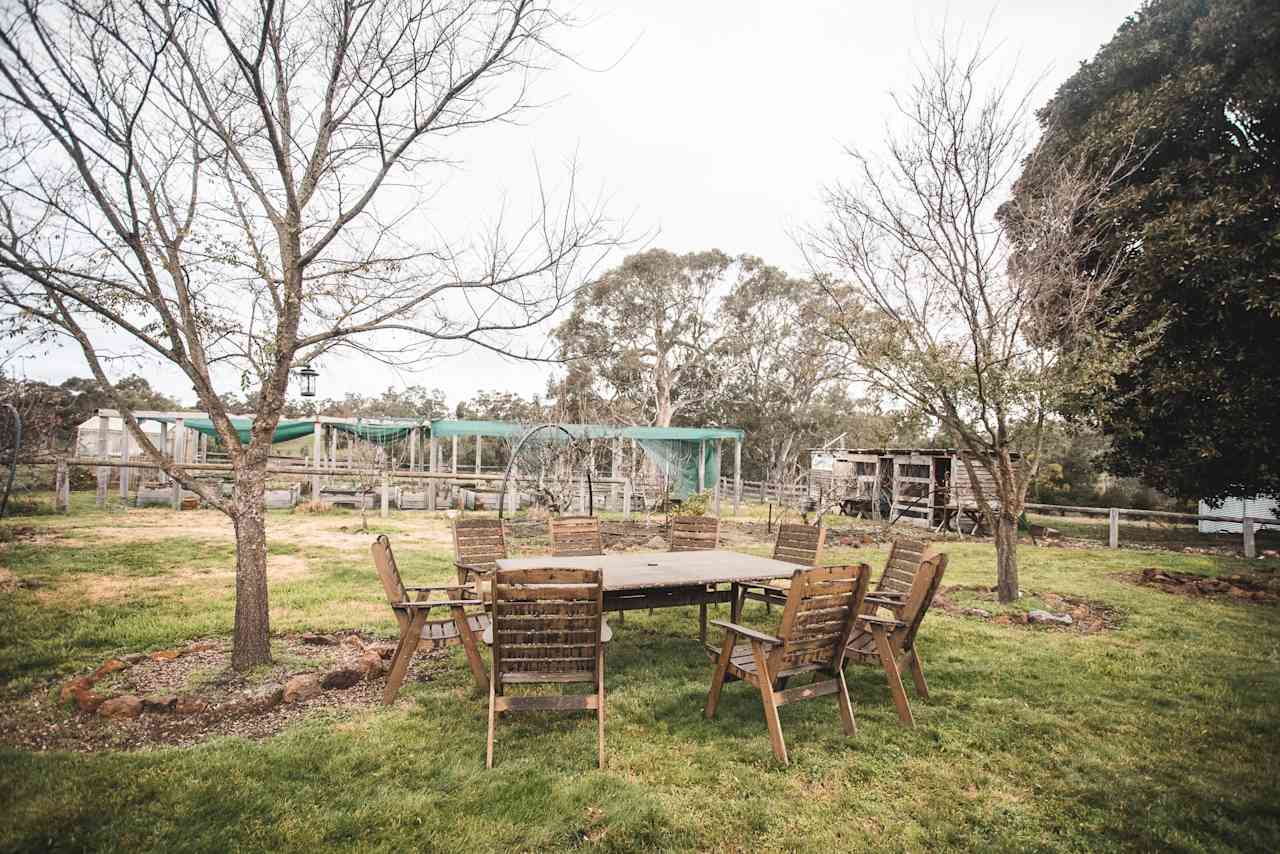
[0,631,453,753]
[933,585,1123,634]
[1127,568,1280,604]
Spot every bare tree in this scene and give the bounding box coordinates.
[804,36,1136,602]
[0,0,618,667]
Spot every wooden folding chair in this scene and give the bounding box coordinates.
[453,517,508,589]
[549,515,604,556]
[705,563,871,766]
[371,535,490,702]
[483,567,612,769]
[670,515,721,641]
[844,553,948,726]
[741,523,827,609]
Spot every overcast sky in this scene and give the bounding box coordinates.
[10,0,1141,409]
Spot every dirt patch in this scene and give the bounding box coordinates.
[0,632,453,753]
[1126,568,1280,604]
[934,585,1122,634]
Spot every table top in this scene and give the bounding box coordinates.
[494,549,799,592]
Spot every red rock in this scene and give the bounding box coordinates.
[357,651,386,678]
[283,674,322,703]
[185,640,219,653]
[250,683,284,711]
[142,694,179,713]
[149,649,181,662]
[301,633,338,646]
[993,615,1012,625]
[98,695,143,719]
[60,677,94,703]
[92,659,128,679]
[73,687,107,713]
[340,635,365,650]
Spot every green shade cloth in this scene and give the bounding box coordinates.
[429,419,740,498]
[328,422,414,444]
[148,416,315,445]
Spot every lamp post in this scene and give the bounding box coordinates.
[298,364,318,398]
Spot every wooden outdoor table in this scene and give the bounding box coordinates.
[494,550,798,643]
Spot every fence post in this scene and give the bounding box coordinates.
[56,458,70,513]
[380,473,390,519]
[1108,508,1119,549]
[623,478,632,521]
[1243,519,1256,558]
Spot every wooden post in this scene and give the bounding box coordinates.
[408,427,418,472]
[623,477,632,521]
[475,435,482,475]
[119,421,131,499]
[451,435,459,473]
[55,458,70,513]
[1108,508,1119,549]
[171,419,185,510]
[157,421,168,482]
[578,471,586,514]
[714,438,722,517]
[381,472,390,519]
[95,414,109,506]
[312,421,323,500]
[733,438,742,515]
[330,428,338,471]
[1243,518,1256,559]
[698,439,706,493]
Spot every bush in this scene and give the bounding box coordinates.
[672,491,710,517]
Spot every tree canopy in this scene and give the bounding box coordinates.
[1017,0,1280,503]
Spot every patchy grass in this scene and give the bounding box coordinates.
[0,498,1278,851]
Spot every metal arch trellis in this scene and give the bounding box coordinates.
[497,423,594,521]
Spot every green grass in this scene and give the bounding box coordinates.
[1,501,1278,852]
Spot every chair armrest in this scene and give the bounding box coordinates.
[454,562,493,574]
[858,614,906,629]
[394,598,483,609]
[708,619,782,646]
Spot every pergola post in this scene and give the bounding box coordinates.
[475,435,482,475]
[451,435,458,473]
[714,438,722,517]
[119,421,131,499]
[408,427,418,472]
[381,472,390,519]
[171,418,185,510]
[329,428,337,471]
[312,420,323,500]
[95,414,109,507]
[698,439,706,494]
[733,437,742,515]
[158,421,169,483]
[428,436,438,510]
[622,477,632,521]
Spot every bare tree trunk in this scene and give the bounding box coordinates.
[994,509,1020,603]
[231,461,271,670]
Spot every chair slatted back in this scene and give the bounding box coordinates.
[897,553,948,650]
[669,516,720,551]
[549,516,604,557]
[877,538,929,597]
[371,535,409,630]
[773,564,870,673]
[453,517,508,573]
[491,568,604,684]
[772,523,826,566]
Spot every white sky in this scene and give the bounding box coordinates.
[9,0,1140,410]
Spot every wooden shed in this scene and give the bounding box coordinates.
[808,447,1011,530]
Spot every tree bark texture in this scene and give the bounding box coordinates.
[231,464,271,670]
[994,510,1020,603]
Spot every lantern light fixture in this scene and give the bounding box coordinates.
[298,363,318,398]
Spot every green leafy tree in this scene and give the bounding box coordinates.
[1016,0,1280,504]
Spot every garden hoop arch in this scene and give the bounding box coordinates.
[497,423,594,520]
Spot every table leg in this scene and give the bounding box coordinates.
[730,583,743,623]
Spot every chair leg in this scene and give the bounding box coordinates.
[699,603,708,645]
[704,632,735,718]
[596,646,607,770]
[835,669,857,736]
[485,667,498,769]
[905,649,929,698]
[383,610,426,705]
[751,641,787,765]
[450,606,489,693]
[870,625,913,726]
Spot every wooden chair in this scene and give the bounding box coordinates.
[863,538,930,618]
[844,553,948,726]
[669,515,721,641]
[549,515,604,556]
[705,563,871,765]
[371,535,490,703]
[453,517,508,589]
[483,567,611,769]
[669,515,720,551]
[742,523,827,609]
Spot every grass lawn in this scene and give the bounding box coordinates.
[2,496,1279,852]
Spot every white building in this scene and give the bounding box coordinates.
[1197,496,1279,534]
